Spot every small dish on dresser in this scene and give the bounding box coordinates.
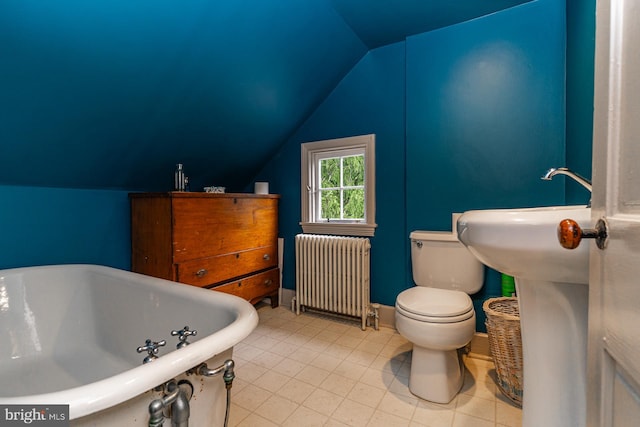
[204,186,225,193]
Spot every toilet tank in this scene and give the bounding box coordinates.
[410,230,484,294]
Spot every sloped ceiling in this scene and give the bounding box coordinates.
[331,0,533,49]
[0,0,531,191]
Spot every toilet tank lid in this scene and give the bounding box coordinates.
[410,230,458,242]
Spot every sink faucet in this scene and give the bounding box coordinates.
[541,167,592,193]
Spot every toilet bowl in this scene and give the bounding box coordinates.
[395,230,484,403]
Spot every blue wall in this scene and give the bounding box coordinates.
[254,42,408,306]
[0,0,595,335]
[405,1,566,328]
[255,0,571,331]
[0,186,131,270]
[566,0,596,205]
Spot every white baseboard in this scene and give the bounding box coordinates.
[280,289,396,327]
[377,303,491,360]
[469,332,491,361]
[280,287,296,310]
[278,292,492,360]
[377,303,396,329]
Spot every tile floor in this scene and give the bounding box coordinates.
[229,304,522,427]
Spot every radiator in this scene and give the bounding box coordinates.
[295,234,373,330]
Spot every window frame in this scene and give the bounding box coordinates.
[300,134,376,237]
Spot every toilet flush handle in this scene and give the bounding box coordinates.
[558,218,608,250]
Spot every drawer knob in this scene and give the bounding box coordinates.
[263,254,270,261]
[195,269,208,278]
[264,279,273,286]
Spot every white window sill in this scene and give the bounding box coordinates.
[300,222,377,237]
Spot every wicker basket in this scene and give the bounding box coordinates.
[483,297,523,406]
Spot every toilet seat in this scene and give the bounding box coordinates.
[396,287,474,323]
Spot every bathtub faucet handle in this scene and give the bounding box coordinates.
[137,339,167,363]
[171,326,197,349]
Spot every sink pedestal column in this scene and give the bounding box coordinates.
[516,279,588,427]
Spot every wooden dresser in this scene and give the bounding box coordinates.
[129,192,280,307]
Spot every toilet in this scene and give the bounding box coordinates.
[395,230,484,403]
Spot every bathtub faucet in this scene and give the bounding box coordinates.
[197,359,235,389]
[137,339,167,364]
[148,380,193,427]
[197,359,235,427]
[171,326,197,349]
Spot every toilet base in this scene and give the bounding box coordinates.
[408,345,465,404]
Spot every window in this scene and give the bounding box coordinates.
[301,134,376,236]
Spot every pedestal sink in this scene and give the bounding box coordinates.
[457,205,591,427]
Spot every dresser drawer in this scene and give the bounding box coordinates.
[171,197,278,262]
[212,268,279,304]
[176,245,277,287]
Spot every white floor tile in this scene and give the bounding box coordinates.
[377,391,419,420]
[229,305,522,427]
[302,388,344,417]
[334,360,368,381]
[236,412,279,427]
[452,412,494,427]
[368,409,412,427]
[253,369,292,393]
[234,383,274,412]
[496,396,523,427]
[331,398,376,427]
[253,350,286,370]
[359,367,397,390]
[455,393,496,422]
[236,360,268,382]
[319,372,357,397]
[254,394,299,425]
[228,402,251,427]
[326,342,357,360]
[412,400,455,427]
[281,405,327,427]
[289,346,319,363]
[295,365,332,387]
[347,382,386,409]
[272,357,307,377]
[310,353,343,372]
[276,378,317,404]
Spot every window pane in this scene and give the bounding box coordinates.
[320,189,341,219]
[320,158,340,188]
[343,155,364,187]
[343,188,365,219]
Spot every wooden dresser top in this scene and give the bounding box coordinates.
[129,192,280,199]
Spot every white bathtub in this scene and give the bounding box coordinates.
[0,264,258,425]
